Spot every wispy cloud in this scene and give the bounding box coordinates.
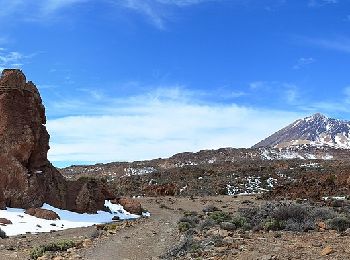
[0,0,216,29]
[248,81,300,104]
[115,0,216,29]
[298,86,350,114]
[293,57,315,70]
[308,0,338,7]
[298,36,350,54]
[0,0,89,22]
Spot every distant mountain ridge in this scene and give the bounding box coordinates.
[253,113,350,149]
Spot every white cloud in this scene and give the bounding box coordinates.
[293,57,315,70]
[46,87,303,166]
[0,48,38,71]
[297,36,350,54]
[115,0,216,29]
[308,0,338,7]
[0,49,25,71]
[0,0,216,29]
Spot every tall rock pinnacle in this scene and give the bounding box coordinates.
[0,69,112,212]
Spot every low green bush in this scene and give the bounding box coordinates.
[178,221,191,232]
[209,211,232,223]
[30,240,76,259]
[263,218,285,231]
[327,216,350,232]
[231,216,250,230]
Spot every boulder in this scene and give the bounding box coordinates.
[111,198,142,215]
[0,218,12,225]
[0,69,114,213]
[24,208,60,220]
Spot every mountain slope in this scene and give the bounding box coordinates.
[252,113,350,149]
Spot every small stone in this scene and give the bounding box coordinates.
[317,221,326,230]
[112,216,120,221]
[321,246,333,256]
[260,255,274,260]
[53,257,65,260]
[82,238,93,248]
[37,256,49,260]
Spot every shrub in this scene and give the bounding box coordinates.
[179,215,200,227]
[0,228,7,239]
[178,222,192,232]
[238,201,349,232]
[271,204,308,223]
[202,205,220,213]
[103,223,118,231]
[184,211,198,217]
[220,222,236,231]
[231,216,250,230]
[30,240,76,259]
[327,216,350,232]
[209,211,232,223]
[263,218,285,231]
[310,207,337,221]
[199,218,216,231]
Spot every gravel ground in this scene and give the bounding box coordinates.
[1,195,350,259]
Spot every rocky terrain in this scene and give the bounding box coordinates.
[0,69,113,213]
[59,145,350,202]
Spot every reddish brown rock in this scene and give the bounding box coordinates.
[112,198,142,215]
[144,183,178,196]
[0,218,12,225]
[0,69,114,213]
[25,208,60,220]
[321,246,333,256]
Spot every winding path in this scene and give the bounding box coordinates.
[80,198,182,260]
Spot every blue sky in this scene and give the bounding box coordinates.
[0,0,349,167]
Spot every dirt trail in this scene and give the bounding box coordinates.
[80,198,183,260]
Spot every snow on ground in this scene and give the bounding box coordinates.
[0,200,143,236]
[123,167,156,177]
[322,196,347,201]
[226,176,278,196]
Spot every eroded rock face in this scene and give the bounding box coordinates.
[0,69,113,213]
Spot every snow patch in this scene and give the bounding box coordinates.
[0,200,143,236]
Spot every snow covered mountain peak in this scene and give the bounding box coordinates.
[253,113,350,149]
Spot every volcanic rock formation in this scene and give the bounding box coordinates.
[253,113,350,149]
[0,69,113,213]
